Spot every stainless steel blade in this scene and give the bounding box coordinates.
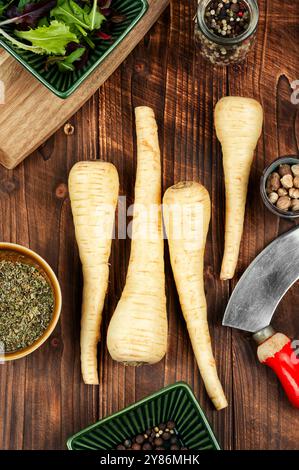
[222,226,299,333]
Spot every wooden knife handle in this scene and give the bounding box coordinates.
[256,332,299,408]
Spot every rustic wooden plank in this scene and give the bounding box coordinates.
[228,0,299,450]
[0,96,100,449]
[161,0,233,450]
[0,164,29,450]
[98,9,171,420]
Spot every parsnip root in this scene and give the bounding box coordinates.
[215,96,263,280]
[163,181,228,411]
[107,106,168,365]
[69,161,119,384]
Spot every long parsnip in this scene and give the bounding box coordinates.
[107,107,168,365]
[215,97,263,280]
[69,161,119,384]
[163,181,228,411]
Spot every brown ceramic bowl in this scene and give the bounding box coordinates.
[0,243,62,361]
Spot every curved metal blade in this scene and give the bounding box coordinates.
[223,226,299,333]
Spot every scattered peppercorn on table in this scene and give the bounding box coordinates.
[0,0,298,451]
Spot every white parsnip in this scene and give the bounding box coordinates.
[163,181,228,411]
[107,106,168,365]
[69,161,119,384]
[215,96,263,280]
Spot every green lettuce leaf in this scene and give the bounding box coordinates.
[14,20,78,55]
[51,0,105,32]
[46,46,85,71]
[0,26,45,53]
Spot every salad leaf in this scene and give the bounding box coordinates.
[89,0,97,30]
[14,19,78,54]
[0,0,14,16]
[0,0,56,28]
[0,26,45,52]
[38,15,49,26]
[17,0,40,12]
[46,45,85,71]
[51,0,105,32]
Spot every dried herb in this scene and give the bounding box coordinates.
[0,260,54,352]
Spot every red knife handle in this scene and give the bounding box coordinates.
[257,332,299,408]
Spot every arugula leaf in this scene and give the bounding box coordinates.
[46,45,85,71]
[51,0,105,32]
[0,0,14,16]
[14,20,78,55]
[89,0,98,30]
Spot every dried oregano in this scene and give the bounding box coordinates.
[0,261,54,352]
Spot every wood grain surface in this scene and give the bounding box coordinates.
[0,0,169,169]
[0,0,299,450]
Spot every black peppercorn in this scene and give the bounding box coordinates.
[132,443,141,450]
[170,444,180,450]
[116,420,188,451]
[166,420,176,430]
[154,437,164,447]
[124,439,131,448]
[117,444,126,450]
[142,442,152,450]
[135,434,145,445]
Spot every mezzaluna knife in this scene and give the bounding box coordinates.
[222,226,299,408]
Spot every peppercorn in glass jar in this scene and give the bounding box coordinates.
[195,0,259,66]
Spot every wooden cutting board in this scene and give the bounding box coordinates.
[0,0,169,169]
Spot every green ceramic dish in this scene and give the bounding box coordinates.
[67,382,220,450]
[0,0,148,99]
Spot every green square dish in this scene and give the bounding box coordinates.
[67,382,220,450]
[0,0,148,98]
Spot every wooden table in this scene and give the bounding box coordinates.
[0,0,298,450]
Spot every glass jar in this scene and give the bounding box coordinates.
[194,0,259,66]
